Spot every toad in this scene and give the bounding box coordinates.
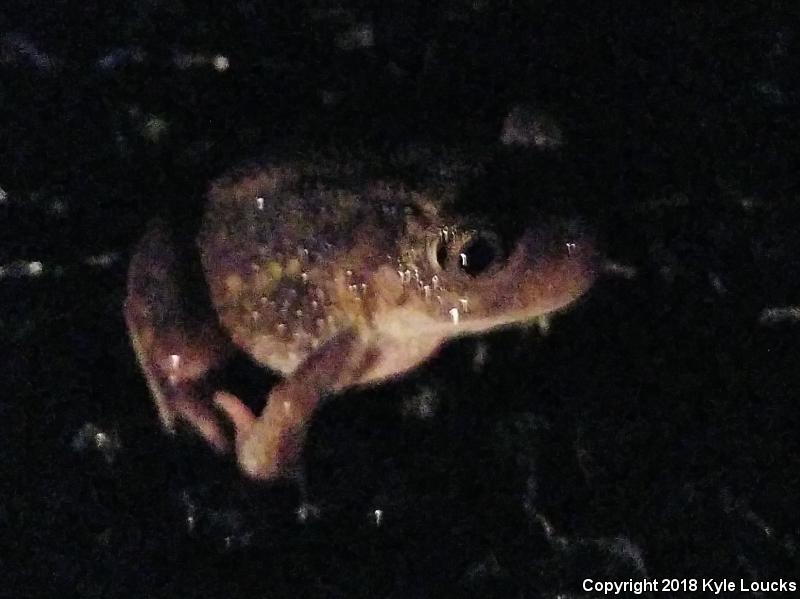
[124,146,596,481]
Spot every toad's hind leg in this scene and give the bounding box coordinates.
[124,219,234,451]
[214,329,379,480]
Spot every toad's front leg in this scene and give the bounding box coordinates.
[125,220,234,451]
[215,328,378,480]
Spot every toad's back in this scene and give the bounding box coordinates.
[198,160,445,375]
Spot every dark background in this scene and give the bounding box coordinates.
[2,1,799,597]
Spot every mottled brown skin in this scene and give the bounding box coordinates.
[124,149,596,481]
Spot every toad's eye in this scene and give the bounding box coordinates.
[459,235,501,277]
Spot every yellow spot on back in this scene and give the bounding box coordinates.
[268,262,283,279]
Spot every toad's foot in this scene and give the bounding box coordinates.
[125,219,233,451]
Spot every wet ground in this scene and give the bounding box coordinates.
[3,2,799,597]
